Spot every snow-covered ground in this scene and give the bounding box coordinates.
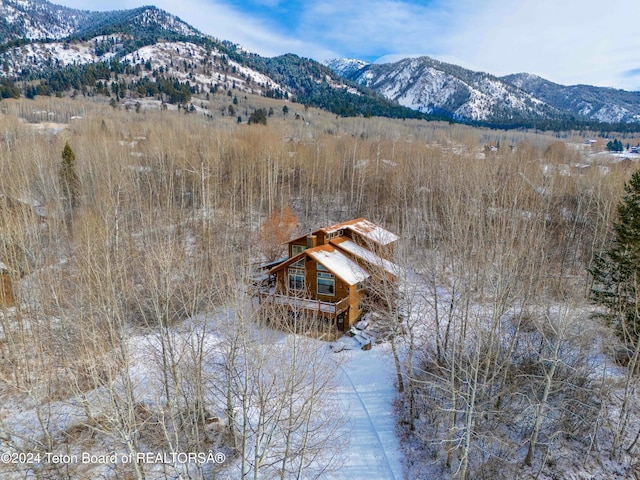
[0,309,407,479]
[332,342,404,480]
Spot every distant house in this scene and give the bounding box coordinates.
[259,218,399,333]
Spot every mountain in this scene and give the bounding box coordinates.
[2,0,640,128]
[326,57,640,127]
[0,0,97,42]
[0,0,429,121]
[326,56,567,123]
[0,0,206,79]
[0,0,199,45]
[501,73,640,123]
[323,58,369,79]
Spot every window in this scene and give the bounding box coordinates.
[288,267,305,291]
[291,244,306,256]
[326,229,343,241]
[317,262,328,271]
[317,272,335,296]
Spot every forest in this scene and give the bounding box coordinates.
[0,95,638,479]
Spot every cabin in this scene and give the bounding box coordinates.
[259,218,399,333]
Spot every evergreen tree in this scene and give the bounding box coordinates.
[60,141,80,215]
[606,138,624,152]
[248,108,267,125]
[590,169,640,345]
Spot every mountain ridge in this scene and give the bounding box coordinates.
[328,56,560,122]
[1,0,640,128]
[501,72,640,123]
[324,55,640,125]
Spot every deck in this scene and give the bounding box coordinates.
[259,291,350,317]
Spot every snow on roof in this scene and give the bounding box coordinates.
[323,218,398,246]
[307,246,370,285]
[331,238,401,278]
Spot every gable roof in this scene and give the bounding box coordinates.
[307,245,370,285]
[268,250,306,273]
[285,219,398,248]
[330,237,400,278]
[321,218,399,246]
[268,244,370,286]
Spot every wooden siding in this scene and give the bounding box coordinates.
[277,258,350,302]
[271,259,361,330]
[347,284,362,329]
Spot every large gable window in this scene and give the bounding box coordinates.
[288,267,305,292]
[292,244,306,256]
[317,272,335,296]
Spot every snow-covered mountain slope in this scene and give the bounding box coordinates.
[328,56,561,122]
[122,42,290,98]
[1,39,113,77]
[0,0,93,41]
[0,0,288,97]
[323,58,369,79]
[5,38,290,99]
[0,0,200,46]
[502,73,640,123]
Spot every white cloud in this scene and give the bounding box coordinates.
[299,1,452,59]
[442,0,640,89]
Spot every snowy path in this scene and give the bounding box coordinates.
[334,347,404,480]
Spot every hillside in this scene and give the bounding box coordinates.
[2,0,640,129]
[502,72,640,123]
[0,0,434,123]
[0,0,100,42]
[328,56,562,123]
[0,0,200,44]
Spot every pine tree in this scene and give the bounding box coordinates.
[606,138,624,152]
[590,169,640,344]
[60,141,80,214]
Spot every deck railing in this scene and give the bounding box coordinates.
[259,291,350,316]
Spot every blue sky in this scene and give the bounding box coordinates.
[54,0,640,91]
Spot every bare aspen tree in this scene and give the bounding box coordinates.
[0,95,636,479]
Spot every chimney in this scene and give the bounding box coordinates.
[306,234,317,249]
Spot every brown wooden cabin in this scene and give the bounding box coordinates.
[260,218,399,333]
